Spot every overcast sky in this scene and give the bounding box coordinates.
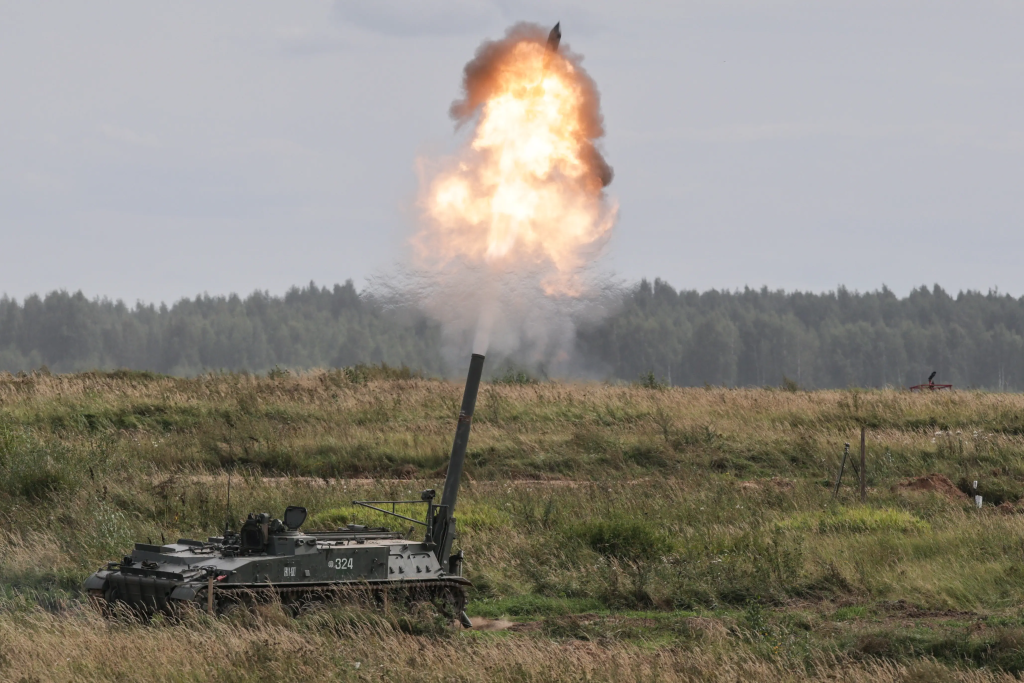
[3,1,1023,304]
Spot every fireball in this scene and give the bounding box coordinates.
[417,25,616,296]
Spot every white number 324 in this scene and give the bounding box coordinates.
[329,558,353,570]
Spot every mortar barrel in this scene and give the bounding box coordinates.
[439,353,485,516]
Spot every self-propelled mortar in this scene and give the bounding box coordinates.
[85,354,485,626]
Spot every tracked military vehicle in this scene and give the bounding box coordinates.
[85,354,485,626]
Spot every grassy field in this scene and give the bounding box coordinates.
[4,368,1024,681]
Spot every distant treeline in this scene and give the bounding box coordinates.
[0,282,443,377]
[2,279,1023,390]
[578,280,1024,390]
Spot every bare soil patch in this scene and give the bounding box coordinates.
[893,473,967,501]
[997,500,1024,514]
[467,617,516,631]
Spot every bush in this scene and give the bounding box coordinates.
[671,528,807,607]
[571,516,675,608]
[636,371,665,390]
[576,516,672,563]
[781,376,800,392]
[494,367,537,385]
[623,443,668,468]
[266,365,290,379]
[0,423,83,500]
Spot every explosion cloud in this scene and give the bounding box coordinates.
[409,23,617,370]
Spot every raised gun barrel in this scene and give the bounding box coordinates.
[432,353,485,566]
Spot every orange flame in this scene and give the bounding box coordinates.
[416,26,616,296]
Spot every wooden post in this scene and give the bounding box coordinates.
[832,443,850,502]
[207,575,215,615]
[860,426,866,503]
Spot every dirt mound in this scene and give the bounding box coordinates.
[770,477,796,492]
[997,501,1024,515]
[894,474,967,501]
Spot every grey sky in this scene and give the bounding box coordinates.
[2,0,1023,303]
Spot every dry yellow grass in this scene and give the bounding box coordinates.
[0,605,1017,683]
[5,371,1024,681]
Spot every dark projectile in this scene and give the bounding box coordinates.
[547,22,561,51]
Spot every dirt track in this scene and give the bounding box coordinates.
[147,474,584,489]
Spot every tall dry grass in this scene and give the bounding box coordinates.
[2,369,1022,481]
[4,370,1024,680]
[0,604,1018,683]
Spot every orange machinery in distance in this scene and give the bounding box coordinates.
[910,371,952,392]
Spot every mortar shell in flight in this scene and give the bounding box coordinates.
[547,22,561,51]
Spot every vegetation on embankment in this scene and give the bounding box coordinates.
[2,367,1024,482]
[4,369,1024,681]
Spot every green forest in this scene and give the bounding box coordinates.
[1,279,1022,390]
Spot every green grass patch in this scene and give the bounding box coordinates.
[466,595,604,618]
[781,507,930,534]
[833,605,869,621]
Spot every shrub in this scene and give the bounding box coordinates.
[576,516,672,563]
[266,365,290,379]
[0,423,83,500]
[671,528,807,607]
[570,424,612,455]
[494,367,537,385]
[781,376,800,392]
[623,443,668,468]
[636,371,665,390]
